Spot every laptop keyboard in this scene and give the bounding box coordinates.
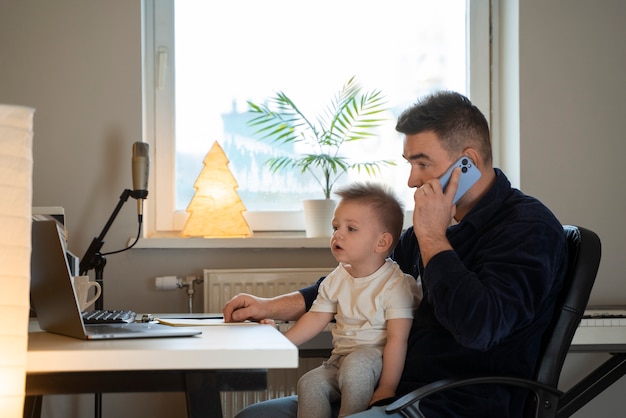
[82,310,137,324]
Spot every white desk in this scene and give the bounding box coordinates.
[27,315,625,418]
[25,320,298,418]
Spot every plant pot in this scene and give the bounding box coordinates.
[302,199,336,238]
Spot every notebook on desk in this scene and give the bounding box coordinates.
[30,220,201,340]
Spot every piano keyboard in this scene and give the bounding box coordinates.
[579,317,626,327]
[279,313,626,329]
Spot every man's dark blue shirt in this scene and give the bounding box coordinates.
[300,169,568,417]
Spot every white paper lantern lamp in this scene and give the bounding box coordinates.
[0,104,35,417]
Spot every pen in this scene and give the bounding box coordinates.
[166,316,224,320]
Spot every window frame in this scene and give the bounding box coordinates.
[142,0,494,237]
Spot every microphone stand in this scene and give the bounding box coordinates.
[79,188,144,418]
[79,188,144,310]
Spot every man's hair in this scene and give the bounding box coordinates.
[334,182,404,248]
[396,91,492,164]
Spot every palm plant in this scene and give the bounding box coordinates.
[247,76,395,199]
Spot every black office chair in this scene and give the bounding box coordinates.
[385,225,602,418]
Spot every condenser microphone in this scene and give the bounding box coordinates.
[131,141,150,219]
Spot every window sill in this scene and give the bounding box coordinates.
[132,231,330,249]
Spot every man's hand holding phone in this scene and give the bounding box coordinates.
[413,155,480,219]
[412,168,461,234]
[412,156,481,265]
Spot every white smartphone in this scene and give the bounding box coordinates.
[438,156,481,204]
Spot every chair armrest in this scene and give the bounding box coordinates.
[385,376,563,417]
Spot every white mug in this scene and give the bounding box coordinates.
[71,275,102,312]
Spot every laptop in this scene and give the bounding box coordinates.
[30,220,201,340]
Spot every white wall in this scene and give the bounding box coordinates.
[519,0,626,304]
[1,0,625,417]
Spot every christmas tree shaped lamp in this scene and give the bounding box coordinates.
[182,141,252,237]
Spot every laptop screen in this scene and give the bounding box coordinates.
[30,220,88,338]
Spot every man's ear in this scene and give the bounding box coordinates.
[376,232,394,254]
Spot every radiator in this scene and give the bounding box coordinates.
[203,267,333,418]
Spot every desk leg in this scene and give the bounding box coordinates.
[558,353,626,418]
[95,393,102,418]
[185,371,223,418]
[23,395,42,418]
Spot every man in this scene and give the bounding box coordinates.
[224,91,568,417]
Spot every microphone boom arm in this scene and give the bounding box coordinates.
[79,188,133,310]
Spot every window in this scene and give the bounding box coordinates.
[144,0,491,235]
